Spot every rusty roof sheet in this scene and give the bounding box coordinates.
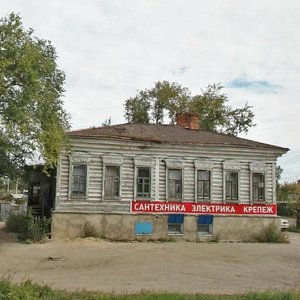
[68,123,288,152]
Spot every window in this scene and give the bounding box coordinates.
[32,185,40,196]
[197,215,213,235]
[226,172,238,201]
[197,170,210,200]
[252,173,265,201]
[69,152,91,199]
[72,165,87,196]
[134,155,154,200]
[249,162,267,204]
[168,214,184,234]
[102,154,123,200]
[168,169,182,199]
[30,184,40,204]
[104,166,120,198]
[137,168,151,198]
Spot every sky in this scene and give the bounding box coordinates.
[1,0,300,183]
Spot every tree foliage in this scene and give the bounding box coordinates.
[0,13,70,176]
[124,81,255,136]
[277,181,300,217]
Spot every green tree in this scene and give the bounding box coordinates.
[124,81,190,124]
[124,81,255,135]
[0,13,70,176]
[277,181,300,218]
[124,91,151,124]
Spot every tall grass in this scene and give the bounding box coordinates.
[5,212,51,242]
[0,280,299,300]
[288,226,300,233]
[253,223,289,243]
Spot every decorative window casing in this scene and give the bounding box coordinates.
[69,152,92,199]
[104,166,120,198]
[102,154,123,200]
[72,165,87,196]
[250,162,267,203]
[134,156,154,200]
[194,160,213,202]
[165,158,184,200]
[223,161,241,203]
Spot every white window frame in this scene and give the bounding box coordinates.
[194,160,214,202]
[68,152,92,199]
[223,161,241,203]
[134,156,154,200]
[197,216,213,236]
[102,154,123,200]
[249,162,267,204]
[167,215,184,235]
[165,158,184,200]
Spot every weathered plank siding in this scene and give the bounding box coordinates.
[55,137,280,214]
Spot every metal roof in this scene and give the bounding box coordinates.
[68,123,288,152]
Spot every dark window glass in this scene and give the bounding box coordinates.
[105,166,120,198]
[168,214,184,234]
[197,215,213,235]
[72,165,87,195]
[197,170,210,199]
[226,172,238,200]
[137,168,151,198]
[252,173,265,201]
[168,169,182,199]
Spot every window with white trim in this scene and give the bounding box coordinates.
[102,154,123,200]
[104,166,120,198]
[194,159,213,202]
[197,215,213,235]
[223,161,241,202]
[252,173,265,202]
[168,169,182,199]
[249,162,267,203]
[165,158,184,200]
[69,152,91,199]
[134,156,153,200]
[226,171,238,201]
[137,168,151,198]
[72,165,87,196]
[168,214,184,235]
[197,170,210,200]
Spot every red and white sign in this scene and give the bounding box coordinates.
[131,200,277,216]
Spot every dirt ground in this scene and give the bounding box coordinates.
[0,222,299,294]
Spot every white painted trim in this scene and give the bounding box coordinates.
[102,154,124,200]
[155,158,160,200]
[249,164,267,204]
[133,155,154,200]
[272,163,276,203]
[68,152,92,200]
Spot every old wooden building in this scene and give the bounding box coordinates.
[52,114,288,241]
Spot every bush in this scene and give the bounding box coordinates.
[5,212,51,242]
[80,222,98,238]
[0,279,299,299]
[254,223,289,243]
[5,213,27,233]
[288,226,300,233]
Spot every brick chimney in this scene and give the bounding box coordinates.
[176,112,200,130]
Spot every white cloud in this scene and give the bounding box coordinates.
[2,0,300,182]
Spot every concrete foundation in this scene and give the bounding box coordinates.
[52,212,281,242]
